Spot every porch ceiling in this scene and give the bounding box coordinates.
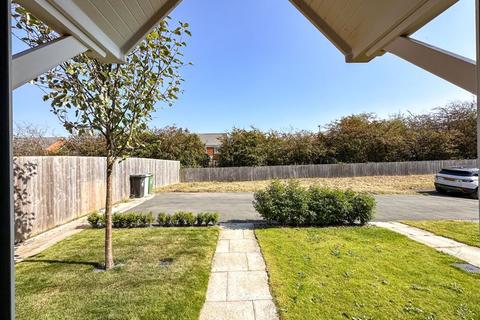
[17,0,458,63]
[291,0,458,62]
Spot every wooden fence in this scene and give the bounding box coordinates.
[181,159,477,182]
[14,156,180,240]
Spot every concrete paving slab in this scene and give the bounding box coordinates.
[212,252,249,272]
[227,271,272,301]
[254,300,279,320]
[247,253,266,271]
[220,229,245,240]
[243,229,256,239]
[200,301,255,320]
[200,223,278,320]
[216,240,230,253]
[230,239,260,253]
[372,222,480,267]
[206,272,228,302]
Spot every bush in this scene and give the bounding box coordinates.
[196,212,207,226]
[110,212,156,228]
[138,211,154,227]
[157,212,167,226]
[345,192,376,225]
[91,211,219,228]
[87,212,104,228]
[253,181,375,226]
[308,187,351,226]
[172,211,185,226]
[184,212,196,226]
[205,212,219,226]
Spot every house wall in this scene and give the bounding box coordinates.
[14,156,180,241]
[181,159,477,182]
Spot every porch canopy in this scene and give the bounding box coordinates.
[2,0,478,319]
[13,0,474,92]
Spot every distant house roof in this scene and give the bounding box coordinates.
[45,138,67,153]
[197,133,226,147]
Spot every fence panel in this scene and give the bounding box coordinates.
[14,156,180,240]
[180,159,477,182]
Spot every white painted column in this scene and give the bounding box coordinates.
[476,0,480,235]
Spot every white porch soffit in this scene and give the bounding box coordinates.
[15,0,474,94]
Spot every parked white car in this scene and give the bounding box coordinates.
[434,167,479,198]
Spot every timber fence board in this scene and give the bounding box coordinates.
[14,156,180,240]
[181,160,477,182]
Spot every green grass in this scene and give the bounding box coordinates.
[256,226,480,320]
[16,227,219,320]
[401,220,480,247]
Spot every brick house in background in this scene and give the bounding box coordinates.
[197,133,226,167]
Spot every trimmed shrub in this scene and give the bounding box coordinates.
[205,212,219,226]
[184,212,196,226]
[157,212,168,226]
[345,192,376,225]
[172,211,187,226]
[196,212,207,226]
[164,213,173,227]
[138,211,154,227]
[91,211,220,228]
[307,187,351,226]
[87,212,104,228]
[253,181,375,226]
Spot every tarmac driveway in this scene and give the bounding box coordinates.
[130,192,479,222]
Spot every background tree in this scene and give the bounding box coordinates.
[133,126,207,167]
[58,134,107,157]
[218,127,269,167]
[13,123,51,156]
[14,5,191,269]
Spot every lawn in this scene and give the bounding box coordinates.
[16,227,219,320]
[401,220,480,247]
[255,226,480,320]
[158,174,434,194]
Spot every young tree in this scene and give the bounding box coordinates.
[13,5,191,269]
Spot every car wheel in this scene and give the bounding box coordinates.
[471,189,479,199]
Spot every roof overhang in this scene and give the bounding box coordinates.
[16,0,182,63]
[14,0,474,93]
[290,0,458,62]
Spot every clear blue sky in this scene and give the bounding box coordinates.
[13,0,476,135]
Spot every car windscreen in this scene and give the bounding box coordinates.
[439,169,477,177]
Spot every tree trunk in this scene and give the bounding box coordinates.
[104,156,114,270]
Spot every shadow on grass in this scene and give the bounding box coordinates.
[22,259,100,268]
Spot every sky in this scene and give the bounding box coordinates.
[12,0,476,136]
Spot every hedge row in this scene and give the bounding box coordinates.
[157,211,219,226]
[253,180,375,226]
[87,211,219,228]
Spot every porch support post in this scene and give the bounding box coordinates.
[0,1,15,319]
[12,35,87,89]
[476,0,480,236]
[385,36,476,94]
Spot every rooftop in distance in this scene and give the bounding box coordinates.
[197,133,226,147]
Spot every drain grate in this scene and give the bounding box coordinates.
[452,263,480,273]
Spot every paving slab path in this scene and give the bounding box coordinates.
[372,221,480,268]
[200,223,279,320]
